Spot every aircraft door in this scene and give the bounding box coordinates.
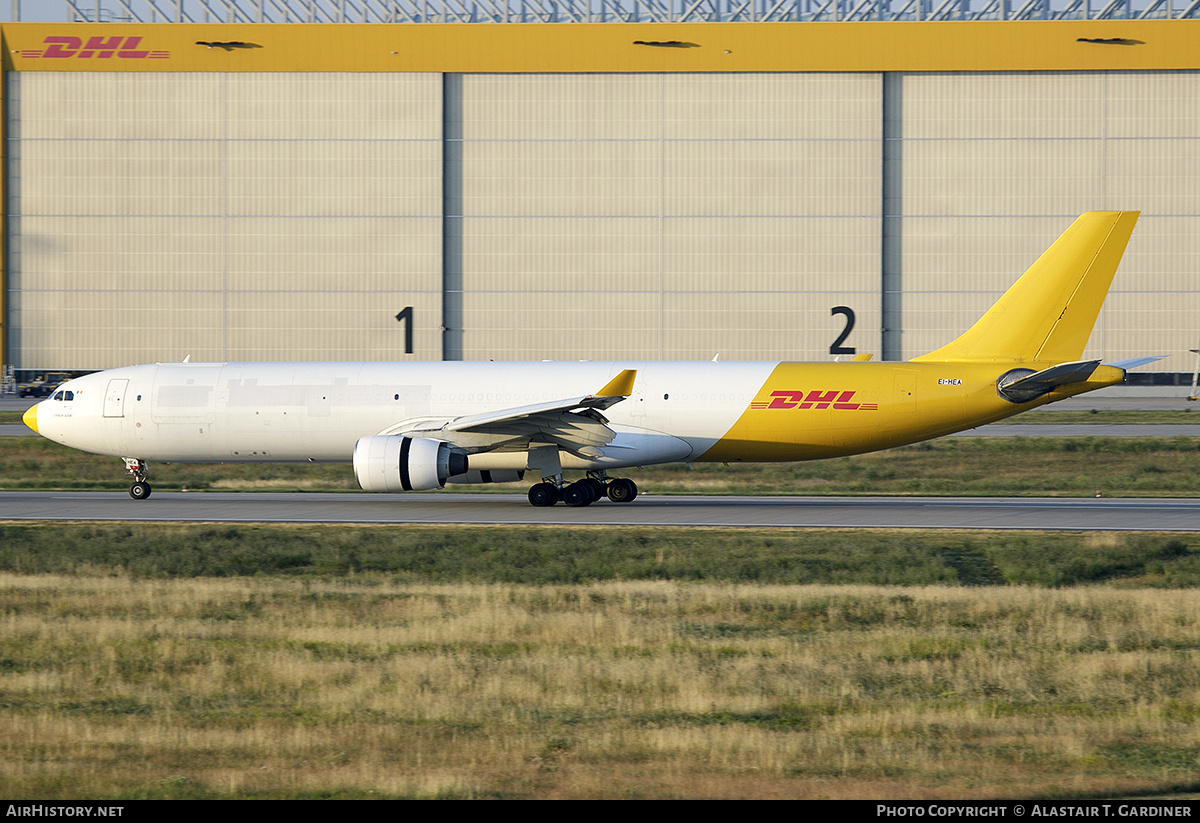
[630,388,647,419]
[893,370,916,414]
[626,368,650,421]
[103,379,129,418]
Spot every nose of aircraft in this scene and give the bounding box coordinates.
[22,404,39,434]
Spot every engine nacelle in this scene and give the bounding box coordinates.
[446,469,525,485]
[353,435,468,492]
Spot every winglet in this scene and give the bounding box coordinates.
[596,369,637,398]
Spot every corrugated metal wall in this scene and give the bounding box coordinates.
[899,72,1200,366]
[456,73,881,362]
[8,73,443,367]
[6,69,1199,370]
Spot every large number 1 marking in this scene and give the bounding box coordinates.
[395,306,414,355]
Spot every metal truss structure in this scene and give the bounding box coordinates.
[49,0,1200,23]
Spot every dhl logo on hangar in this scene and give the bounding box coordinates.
[750,390,878,411]
[21,36,169,60]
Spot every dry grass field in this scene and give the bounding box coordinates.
[3,422,1199,798]
[3,572,1199,799]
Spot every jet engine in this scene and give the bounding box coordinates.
[353,435,468,492]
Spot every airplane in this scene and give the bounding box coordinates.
[22,211,1154,507]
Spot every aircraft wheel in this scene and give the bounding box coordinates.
[606,478,638,503]
[129,481,152,501]
[580,478,605,503]
[563,482,594,508]
[528,483,559,507]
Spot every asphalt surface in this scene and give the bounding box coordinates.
[2,490,1197,531]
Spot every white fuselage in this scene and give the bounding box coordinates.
[31,360,776,471]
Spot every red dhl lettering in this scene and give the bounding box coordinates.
[25,36,168,59]
[766,390,804,410]
[750,390,878,411]
[800,389,839,409]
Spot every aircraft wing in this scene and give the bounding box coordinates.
[411,369,637,458]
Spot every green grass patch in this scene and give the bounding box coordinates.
[641,436,1200,497]
[996,409,1200,425]
[0,522,1197,587]
[0,436,359,492]
[4,435,1200,497]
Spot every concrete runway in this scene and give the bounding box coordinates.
[2,490,1197,531]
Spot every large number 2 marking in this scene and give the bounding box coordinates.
[830,306,856,356]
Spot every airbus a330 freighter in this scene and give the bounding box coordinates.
[24,211,1152,507]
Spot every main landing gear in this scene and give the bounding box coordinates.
[527,471,638,508]
[123,458,152,500]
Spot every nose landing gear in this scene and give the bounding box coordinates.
[123,458,152,500]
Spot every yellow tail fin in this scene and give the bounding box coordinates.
[912,211,1139,364]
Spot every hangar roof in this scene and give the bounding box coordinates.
[35,0,1200,24]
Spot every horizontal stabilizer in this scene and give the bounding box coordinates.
[998,360,1101,403]
[1104,356,1167,370]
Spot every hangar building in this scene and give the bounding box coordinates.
[2,0,1199,388]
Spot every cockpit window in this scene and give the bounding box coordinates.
[53,391,64,401]
[51,391,74,401]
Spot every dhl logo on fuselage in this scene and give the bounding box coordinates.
[750,390,878,411]
[22,37,169,60]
